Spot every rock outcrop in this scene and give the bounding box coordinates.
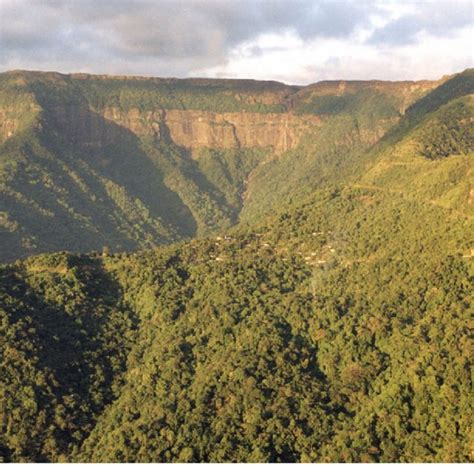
[161,109,321,154]
[47,105,322,154]
[101,107,322,154]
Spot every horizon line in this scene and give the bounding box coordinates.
[2,67,470,88]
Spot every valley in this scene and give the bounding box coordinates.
[1,69,464,262]
[0,68,472,463]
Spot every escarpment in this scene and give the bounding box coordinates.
[2,68,469,263]
[0,71,442,155]
[39,102,322,155]
[162,109,321,153]
[101,107,322,154]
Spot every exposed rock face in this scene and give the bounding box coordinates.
[47,105,153,147]
[101,107,163,141]
[50,105,322,154]
[0,109,18,143]
[161,110,321,153]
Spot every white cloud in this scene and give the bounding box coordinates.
[193,23,473,84]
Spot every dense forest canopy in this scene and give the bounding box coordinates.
[0,68,472,462]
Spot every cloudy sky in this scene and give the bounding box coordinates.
[0,0,472,84]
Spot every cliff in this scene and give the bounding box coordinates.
[2,69,470,263]
[0,100,40,144]
[100,107,322,154]
[0,70,443,154]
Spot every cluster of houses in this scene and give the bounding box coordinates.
[206,231,338,267]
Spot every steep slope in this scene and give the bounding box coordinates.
[0,72,293,261]
[0,179,471,462]
[0,70,444,262]
[234,77,444,221]
[356,69,474,215]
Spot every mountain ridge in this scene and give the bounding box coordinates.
[0,68,472,262]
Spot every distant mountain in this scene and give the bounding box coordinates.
[3,69,471,262]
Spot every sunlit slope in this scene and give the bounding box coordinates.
[239,78,443,221]
[357,69,474,216]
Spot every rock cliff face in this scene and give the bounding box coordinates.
[46,105,134,147]
[0,101,39,144]
[46,104,322,155]
[161,110,321,154]
[0,108,19,143]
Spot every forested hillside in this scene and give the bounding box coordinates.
[0,182,471,462]
[0,68,472,463]
[2,69,469,262]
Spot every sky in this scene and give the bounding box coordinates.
[0,0,472,84]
